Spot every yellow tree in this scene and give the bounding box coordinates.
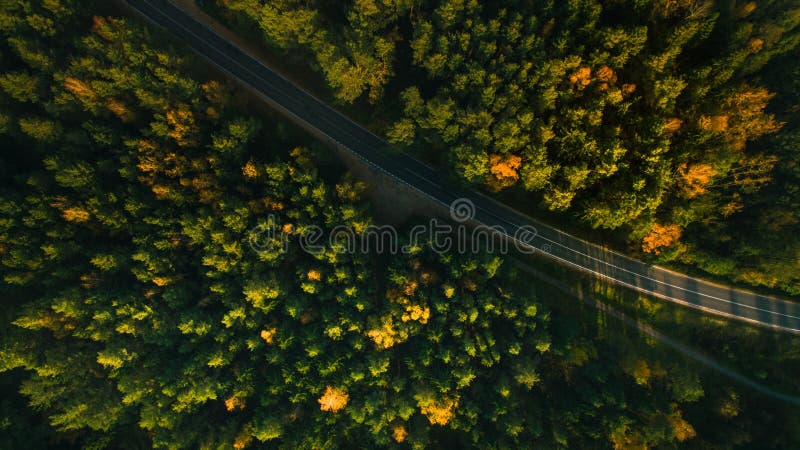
[678,163,715,198]
[642,224,682,255]
[318,386,349,413]
[721,85,782,151]
[415,391,459,426]
[487,153,522,191]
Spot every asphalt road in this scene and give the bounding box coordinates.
[127,0,800,334]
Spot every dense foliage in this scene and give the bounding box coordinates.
[1,1,799,449]
[216,0,800,294]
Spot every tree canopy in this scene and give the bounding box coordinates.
[1,1,800,449]
[217,0,800,295]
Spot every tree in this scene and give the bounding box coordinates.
[642,223,683,254]
[318,386,349,412]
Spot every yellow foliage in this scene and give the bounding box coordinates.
[401,304,430,324]
[663,117,683,133]
[711,115,729,132]
[738,263,770,286]
[419,271,436,285]
[242,161,259,179]
[609,426,647,450]
[260,328,277,344]
[721,86,782,150]
[225,396,245,412]
[489,154,522,179]
[206,106,219,120]
[678,163,716,198]
[64,77,95,101]
[669,406,697,442]
[91,16,116,41]
[367,316,403,349]
[403,280,418,296]
[417,394,459,426]
[267,199,284,211]
[62,207,90,223]
[107,98,134,122]
[135,156,159,175]
[166,105,198,147]
[392,425,408,443]
[642,224,682,255]
[325,326,343,340]
[192,175,222,204]
[290,147,314,169]
[569,67,592,88]
[370,279,432,347]
[202,80,229,106]
[307,269,322,281]
[233,424,254,450]
[721,198,744,218]
[136,138,157,153]
[233,437,250,450]
[748,38,764,53]
[486,153,523,191]
[699,115,729,132]
[335,179,367,201]
[318,386,348,412]
[727,154,777,192]
[152,277,172,287]
[80,274,99,289]
[621,83,637,95]
[595,65,616,83]
[150,184,171,199]
[736,1,758,18]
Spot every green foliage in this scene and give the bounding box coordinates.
[217,0,800,295]
[1,2,799,449]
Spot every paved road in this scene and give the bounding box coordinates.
[512,258,800,406]
[127,0,800,334]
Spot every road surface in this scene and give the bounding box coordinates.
[512,258,800,406]
[126,0,800,334]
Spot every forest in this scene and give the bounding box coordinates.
[214,0,800,296]
[1,0,800,449]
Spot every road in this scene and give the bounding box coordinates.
[126,0,800,334]
[511,258,800,406]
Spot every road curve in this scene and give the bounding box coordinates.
[126,0,800,334]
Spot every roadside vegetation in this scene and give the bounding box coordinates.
[213,0,800,296]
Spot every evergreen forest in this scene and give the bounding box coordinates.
[1,1,799,449]
[217,0,800,295]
